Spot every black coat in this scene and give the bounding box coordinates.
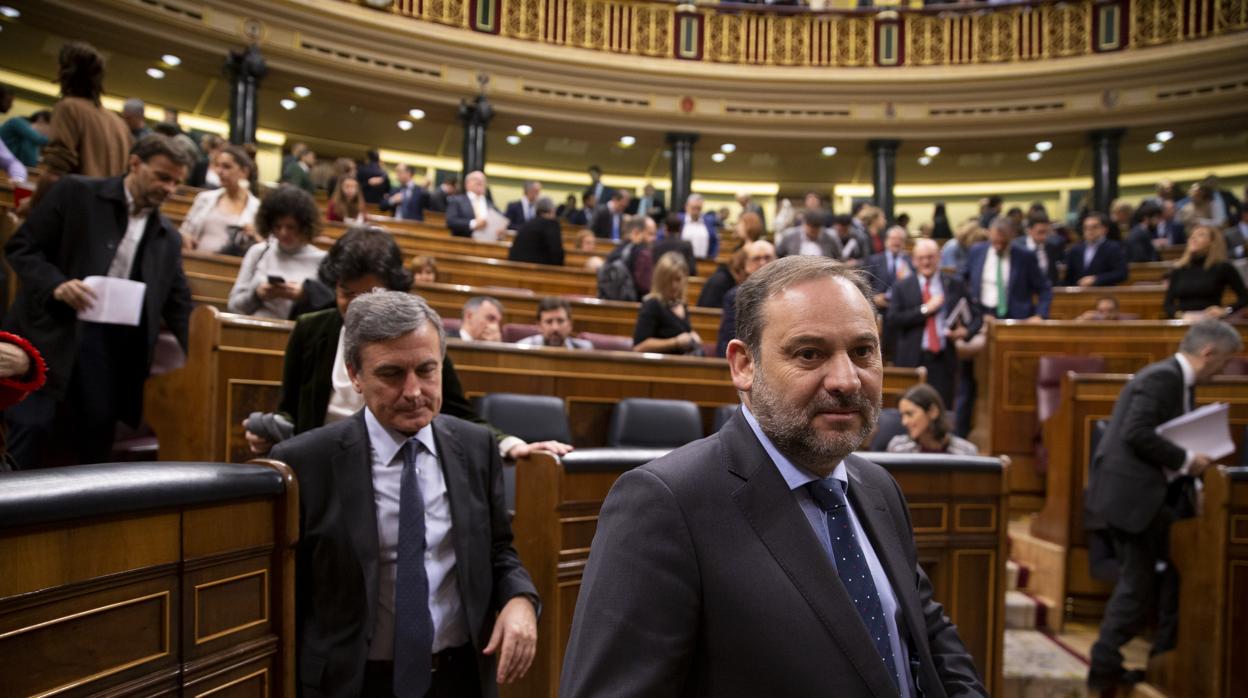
[1063,239,1128,286]
[3,175,191,406]
[885,272,981,368]
[508,217,565,266]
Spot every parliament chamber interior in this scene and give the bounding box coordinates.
[0,0,1245,695]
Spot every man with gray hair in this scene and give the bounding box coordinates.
[271,290,539,697]
[562,255,983,697]
[504,179,542,229]
[460,296,504,342]
[1085,319,1243,691]
[121,98,151,140]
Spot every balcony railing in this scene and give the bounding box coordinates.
[355,0,1247,67]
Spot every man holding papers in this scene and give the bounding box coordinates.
[3,134,193,469]
[1085,319,1242,691]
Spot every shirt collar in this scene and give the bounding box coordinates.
[740,403,847,490]
[1174,353,1197,389]
[122,182,151,218]
[364,406,437,467]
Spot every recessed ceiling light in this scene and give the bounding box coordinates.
[397,119,413,131]
[720,143,736,153]
[161,54,181,67]
[1035,141,1053,152]
[917,155,932,166]
[146,67,166,80]
[1147,142,1164,153]
[923,146,941,157]
[408,108,425,120]
[515,124,533,136]
[293,86,311,98]
[506,134,522,145]
[1027,152,1043,162]
[1155,130,1174,142]
[711,152,727,163]
[280,98,297,110]
[0,6,20,19]
[618,135,636,147]
[821,146,838,157]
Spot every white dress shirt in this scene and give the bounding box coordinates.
[109,187,151,279]
[980,247,1010,311]
[468,191,488,221]
[683,219,710,258]
[365,408,469,659]
[800,238,824,257]
[1025,237,1049,275]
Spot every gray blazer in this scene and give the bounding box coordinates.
[560,410,985,698]
[272,410,537,698]
[776,227,843,259]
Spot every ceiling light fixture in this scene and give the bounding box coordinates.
[516,124,533,136]
[821,146,838,157]
[408,108,426,120]
[917,155,932,166]
[146,67,166,80]
[161,54,181,67]
[618,136,636,147]
[293,86,311,98]
[397,119,413,131]
[279,98,296,110]
[923,146,941,157]
[711,152,727,163]
[1035,141,1053,152]
[1147,142,1164,153]
[0,6,20,19]
[506,134,522,145]
[720,143,736,154]
[1155,130,1174,143]
[1027,152,1043,162]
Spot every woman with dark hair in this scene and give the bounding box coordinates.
[1163,225,1248,319]
[931,202,952,241]
[29,41,132,208]
[181,145,260,254]
[887,384,978,455]
[227,185,327,319]
[243,226,571,461]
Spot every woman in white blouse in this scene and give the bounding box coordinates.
[180,145,261,255]
[227,186,327,319]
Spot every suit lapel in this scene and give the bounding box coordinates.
[432,417,481,641]
[335,412,381,629]
[723,415,901,698]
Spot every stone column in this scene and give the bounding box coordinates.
[1090,128,1125,214]
[458,94,494,177]
[868,139,900,222]
[667,132,698,215]
[224,45,267,145]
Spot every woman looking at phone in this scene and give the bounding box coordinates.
[180,144,261,255]
[227,185,327,319]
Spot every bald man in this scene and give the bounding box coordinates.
[446,170,498,238]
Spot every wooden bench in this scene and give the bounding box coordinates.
[980,319,1248,511]
[509,450,1008,698]
[145,307,925,464]
[1016,372,1248,629]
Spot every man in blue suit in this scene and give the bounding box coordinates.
[504,180,541,230]
[673,193,720,260]
[1012,215,1065,287]
[1063,212,1128,287]
[863,226,915,311]
[379,163,425,221]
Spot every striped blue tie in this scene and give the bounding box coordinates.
[806,479,900,691]
[394,439,433,697]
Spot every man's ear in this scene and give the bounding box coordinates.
[346,361,363,395]
[726,339,755,393]
[127,153,142,176]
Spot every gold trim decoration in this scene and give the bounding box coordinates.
[193,569,271,645]
[908,502,949,533]
[196,668,270,698]
[954,503,999,533]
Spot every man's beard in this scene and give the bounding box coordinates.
[750,367,879,473]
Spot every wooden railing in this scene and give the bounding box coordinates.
[351,0,1248,67]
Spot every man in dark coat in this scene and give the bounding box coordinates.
[3,134,193,468]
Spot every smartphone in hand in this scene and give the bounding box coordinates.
[267,275,286,285]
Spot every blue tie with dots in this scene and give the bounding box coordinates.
[805,479,900,691]
[394,439,433,697]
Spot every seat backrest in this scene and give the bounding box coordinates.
[1221,357,1248,376]
[476,393,572,444]
[441,317,462,335]
[607,398,702,449]
[869,408,905,451]
[1036,356,1107,423]
[502,323,539,343]
[711,404,738,433]
[577,332,633,352]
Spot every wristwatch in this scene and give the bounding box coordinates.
[919,304,929,316]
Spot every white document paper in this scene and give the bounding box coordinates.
[77,276,146,327]
[1155,402,1236,461]
[472,209,511,242]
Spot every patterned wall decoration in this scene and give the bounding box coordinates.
[362,0,1246,67]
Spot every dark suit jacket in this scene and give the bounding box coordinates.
[627,193,666,223]
[1086,357,1189,534]
[1012,237,1065,287]
[427,187,451,213]
[4,175,191,407]
[776,228,841,259]
[355,161,391,204]
[1156,218,1186,246]
[590,205,626,240]
[272,410,538,698]
[864,251,916,296]
[963,242,1052,319]
[1124,224,1161,263]
[504,199,535,230]
[651,238,697,279]
[277,308,481,435]
[508,217,565,266]
[560,411,985,697]
[379,182,425,221]
[1063,239,1128,286]
[281,161,314,193]
[446,193,496,238]
[886,272,981,368]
